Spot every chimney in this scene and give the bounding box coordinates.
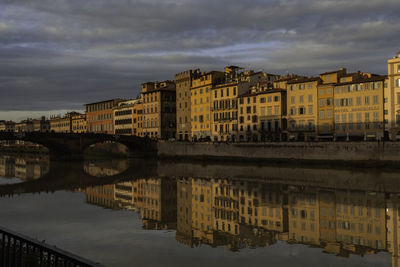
[397,51,400,58]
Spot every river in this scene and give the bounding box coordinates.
[0,154,396,267]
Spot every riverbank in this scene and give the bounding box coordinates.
[157,141,400,167]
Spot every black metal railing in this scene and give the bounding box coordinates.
[0,227,105,267]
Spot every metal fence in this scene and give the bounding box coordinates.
[0,227,105,267]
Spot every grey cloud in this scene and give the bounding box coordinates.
[0,0,400,114]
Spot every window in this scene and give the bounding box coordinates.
[299,107,305,115]
[356,96,361,106]
[373,95,379,105]
[327,110,332,119]
[268,96,272,103]
[308,95,312,102]
[291,96,295,104]
[274,96,279,102]
[397,64,400,73]
[397,79,400,87]
[290,107,296,115]
[319,99,324,107]
[300,95,304,103]
[320,111,324,119]
[365,96,370,105]
[274,106,279,114]
[308,106,313,115]
[260,97,266,103]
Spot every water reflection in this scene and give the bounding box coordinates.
[1,155,400,266]
[82,174,400,265]
[0,155,49,180]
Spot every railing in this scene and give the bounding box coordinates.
[0,227,105,267]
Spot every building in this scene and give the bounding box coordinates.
[132,100,143,137]
[141,81,176,140]
[50,112,81,133]
[175,69,202,141]
[211,67,268,142]
[238,86,286,142]
[15,120,34,133]
[286,77,320,141]
[113,99,141,135]
[333,75,386,140]
[191,71,225,140]
[86,99,123,134]
[386,52,400,140]
[85,184,119,209]
[72,113,86,133]
[32,117,50,132]
[0,121,15,132]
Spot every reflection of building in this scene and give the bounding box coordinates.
[387,194,400,267]
[10,157,50,180]
[85,185,118,209]
[140,178,177,230]
[176,178,193,246]
[0,156,15,177]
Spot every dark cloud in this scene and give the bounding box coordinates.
[1,0,400,117]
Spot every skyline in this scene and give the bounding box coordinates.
[1,0,400,121]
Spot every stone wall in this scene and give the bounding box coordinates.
[157,141,400,162]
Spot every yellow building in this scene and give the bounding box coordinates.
[191,71,224,140]
[317,69,347,138]
[191,178,214,243]
[213,179,240,236]
[176,178,194,246]
[288,188,320,245]
[211,67,268,142]
[386,52,400,140]
[334,76,386,140]
[238,86,287,142]
[286,77,320,141]
[71,113,86,133]
[141,81,176,140]
[132,100,143,137]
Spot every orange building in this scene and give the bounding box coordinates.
[86,99,123,134]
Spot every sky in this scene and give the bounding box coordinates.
[1,0,400,121]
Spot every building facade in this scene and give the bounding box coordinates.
[113,99,141,135]
[72,113,86,133]
[175,70,202,141]
[386,52,400,139]
[141,81,176,140]
[334,76,386,140]
[86,99,123,134]
[191,71,224,140]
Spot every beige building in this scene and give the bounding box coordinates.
[386,52,400,139]
[50,112,81,133]
[15,120,34,133]
[0,121,15,132]
[32,117,50,132]
[141,81,176,140]
[175,69,202,141]
[334,75,386,140]
[113,99,141,135]
[72,113,86,133]
[132,100,143,137]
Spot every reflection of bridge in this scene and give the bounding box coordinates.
[0,159,157,196]
[0,132,157,159]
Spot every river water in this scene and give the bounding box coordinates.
[0,154,397,267]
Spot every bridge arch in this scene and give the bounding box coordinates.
[0,132,157,159]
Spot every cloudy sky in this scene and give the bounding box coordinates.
[1,0,400,121]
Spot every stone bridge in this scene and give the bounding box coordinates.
[0,132,157,159]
